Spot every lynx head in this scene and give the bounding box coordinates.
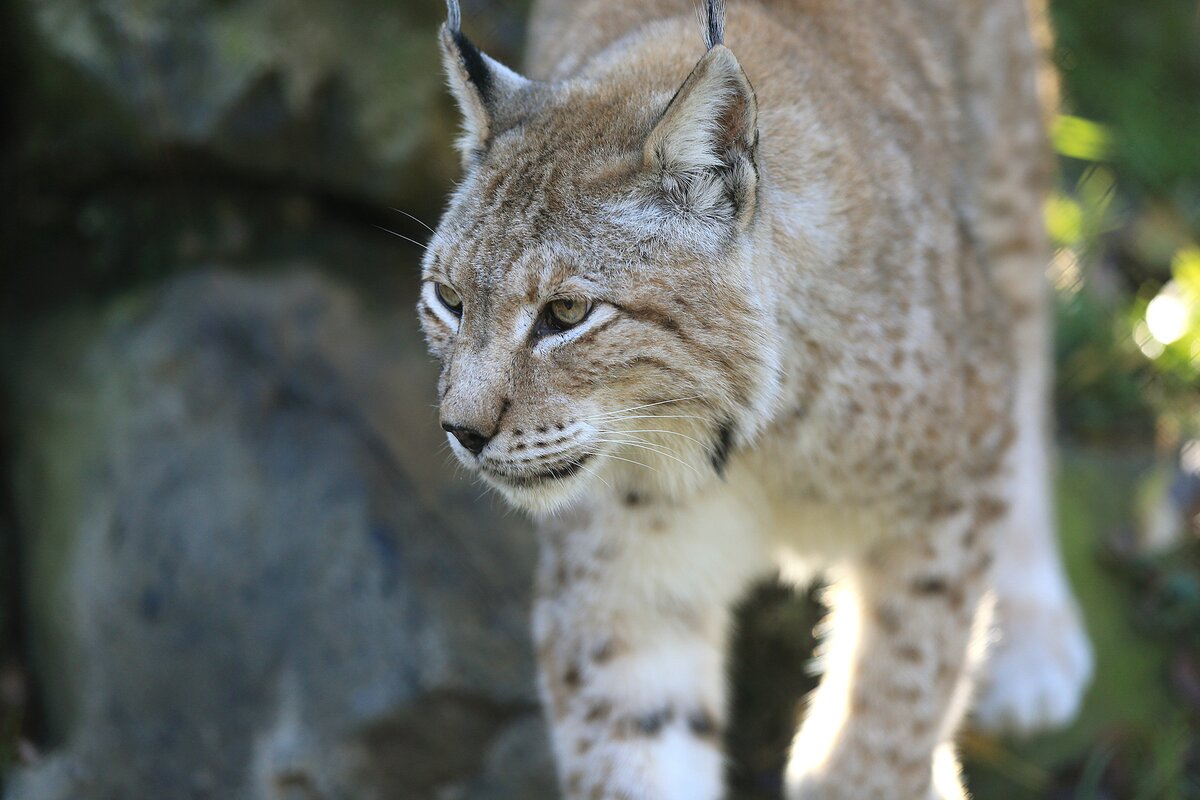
[418,0,781,514]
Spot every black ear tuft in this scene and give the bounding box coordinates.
[442,0,493,107]
[439,4,533,169]
[445,0,462,33]
[699,0,726,50]
[450,29,494,105]
[441,0,458,33]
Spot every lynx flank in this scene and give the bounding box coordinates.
[417,0,1092,796]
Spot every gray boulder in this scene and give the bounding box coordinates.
[5,269,555,800]
[20,0,524,206]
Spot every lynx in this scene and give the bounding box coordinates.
[417,0,1092,796]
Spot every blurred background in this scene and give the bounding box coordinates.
[0,0,1197,798]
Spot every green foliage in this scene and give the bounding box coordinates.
[1046,0,1200,445]
[1055,284,1157,443]
[1049,0,1200,197]
[1051,115,1114,164]
[1049,134,1199,444]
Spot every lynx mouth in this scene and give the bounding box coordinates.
[483,453,594,488]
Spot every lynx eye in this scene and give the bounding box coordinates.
[539,297,592,333]
[435,283,463,314]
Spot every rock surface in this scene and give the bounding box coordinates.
[16,0,524,208]
[4,270,556,800]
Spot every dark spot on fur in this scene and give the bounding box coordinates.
[624,491,645,507]
[912,576,949,595]
[567,771,583,793]
[564,663,582,688]
[875,603,902,633]
[970,552,995,577]
[635,707,674,736]
[962,527,979,548]
[929,497,965,518]
[591,639,619,664]
[975,496,1008,525]
[710,419,735,477]
[687,708,720,738]
[584,701,612,723]
[494,397,511,430]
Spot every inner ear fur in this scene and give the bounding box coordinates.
[644,45,758,176]
[643,45,759,222]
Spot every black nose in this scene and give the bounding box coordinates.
[441,422,492,456]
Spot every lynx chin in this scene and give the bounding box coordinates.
[416,0,1092,796]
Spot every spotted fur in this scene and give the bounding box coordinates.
[419,0,1092,797]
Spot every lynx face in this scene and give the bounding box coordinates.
[418,32,781,513]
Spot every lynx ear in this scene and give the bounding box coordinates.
[440,0,531,167]
[643,45,759,222]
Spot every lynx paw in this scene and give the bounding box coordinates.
[972,597,1093,736]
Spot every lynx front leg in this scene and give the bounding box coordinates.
[533,496,769,800]
[786,500,993,800]
[972,248,1092,734]
[971,364,1093,734]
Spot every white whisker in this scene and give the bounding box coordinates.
[590,438,702,476]
[591,437,673,455]
[375,225,429,251]
[595,414,708,422]
[576,460,612,489]
[390,207,436,234]
[580,395,703,420]
[594,428,709,447]
[581,448,661,475]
